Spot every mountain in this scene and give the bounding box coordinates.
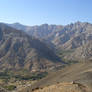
[55,22,92,62]
[0,23,63,72]
[6,22,92,92]
[8,22,92,62]
[8,23,63,39]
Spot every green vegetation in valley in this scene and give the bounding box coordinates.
[14,72,48,80]
[3,85,16,91]
[0,70,48,81]
[0,70,48,91]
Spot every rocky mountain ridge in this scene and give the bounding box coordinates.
[0,23,63,72]
[8,21,92,62]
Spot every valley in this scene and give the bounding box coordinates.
[0,0,92,92]
[0,22,92,92]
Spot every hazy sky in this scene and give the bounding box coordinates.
[0,0,92,25]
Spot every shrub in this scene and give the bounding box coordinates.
[4,85,16,91]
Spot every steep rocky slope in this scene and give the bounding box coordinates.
[0,23,63,72]
[8,22,92,62]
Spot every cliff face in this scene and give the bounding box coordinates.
[9,22,92,62]
[0,23,63,72]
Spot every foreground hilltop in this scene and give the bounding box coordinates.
[0,23,63,72]
[15,62,92,92]
[32,82,90,92]
[26,62,92,92]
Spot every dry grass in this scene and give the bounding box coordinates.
[33,82,89,92]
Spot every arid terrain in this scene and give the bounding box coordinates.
[32,82,91,92]
[0,22,92,92]
[0,0,92,92]
[14,62,92,92]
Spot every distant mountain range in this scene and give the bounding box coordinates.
[1,21,92,92]
[8,21,92,62]
[0,21,92,71]
[0,23,63,72]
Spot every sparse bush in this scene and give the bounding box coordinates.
[3,85,16,91]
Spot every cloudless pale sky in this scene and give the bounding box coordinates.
[0,0,92,25]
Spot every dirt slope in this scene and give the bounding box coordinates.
[30,62,92,92]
